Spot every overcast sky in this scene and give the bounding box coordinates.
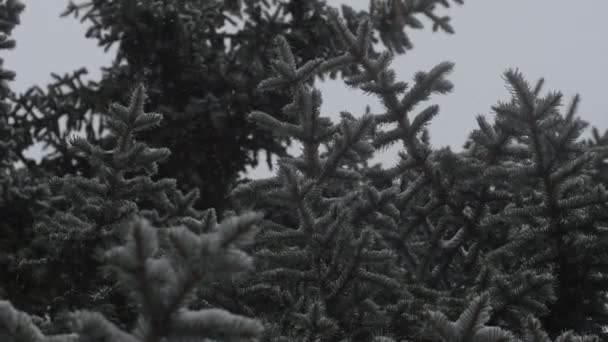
[6,1,608,179]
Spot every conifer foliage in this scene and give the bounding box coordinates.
[0,0,25,224]
[0,0,23,165]
[2,1,608,342]
[0,0,23,304]
[0,213,266,341]
[26,84,177,325]
[230,10,607,342]
[230,33,405,341]
[7,0,464,213]
[0,0,55,320]
[0,85,265,341]
[469,71,608,337]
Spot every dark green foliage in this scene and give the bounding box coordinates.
[228,34,405,341]
[469,71,608,338]
[2,0,467,333]
[1,85,266,341]
[8,0,463,213]
[0,0,57,320]
[2,1,608,341]
[0,0,25,290]
[0,0,25,231]
[0,207,266,341]
[522,316,601,342]
[232,12,607,341]
[585,126,608,188]
[426,293,514,342]
[21,85,179,329]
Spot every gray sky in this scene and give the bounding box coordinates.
[6,1,608,179]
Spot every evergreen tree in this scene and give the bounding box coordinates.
[468,70,608,338]
[3,0,467,331]
[585,127,608,189]
[20,85,210,329]
[228,33,406,340]
[0,208,265,341]
[425,293,514,342]
[225,11,472,340]
[0,0,56,319]
[1,2,608,341]
[1,86,265,341]
[0,0,25,299]
[0,0,23,168]
[521,316,600,342]
[230,10,607,341]
[8,0,464,213]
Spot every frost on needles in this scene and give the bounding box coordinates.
[1,4,608,342]
[0,86,265,341]
[230,10,607,342]
[231,34,404,341]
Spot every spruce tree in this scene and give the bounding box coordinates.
[0,0,23,168]
[229,10,607,341]
[0,85,265,341]
[0,210,265,341]
[468,70,608,338]
[23,84,205,328]
[3,0,468,329]
[228,33,406,340]
[0,0,56,319]
[226,11,471,340]
[8,0,464,213]
[0,0,25,300]
[315,11,608,340]
[2,2,608,341]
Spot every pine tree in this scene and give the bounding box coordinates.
[0,0,25,300]
[230,9,607,341]
[17,85,174,328]
[18,85,244,331]
[317,10,608,340]
[522,316,601,342]
[585,127,608,189]
[8,0,464,213]
[0,0,23,167]
[4,0,466,330]
[0,210,265,341]
[468,71,608,338]
[0,0,25,222]
[0,0,57,319]
[1,85,265,340]
[224,10,474,340]
[425,293,514,342]
[2,2,608,341]
[227,33,405,341]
